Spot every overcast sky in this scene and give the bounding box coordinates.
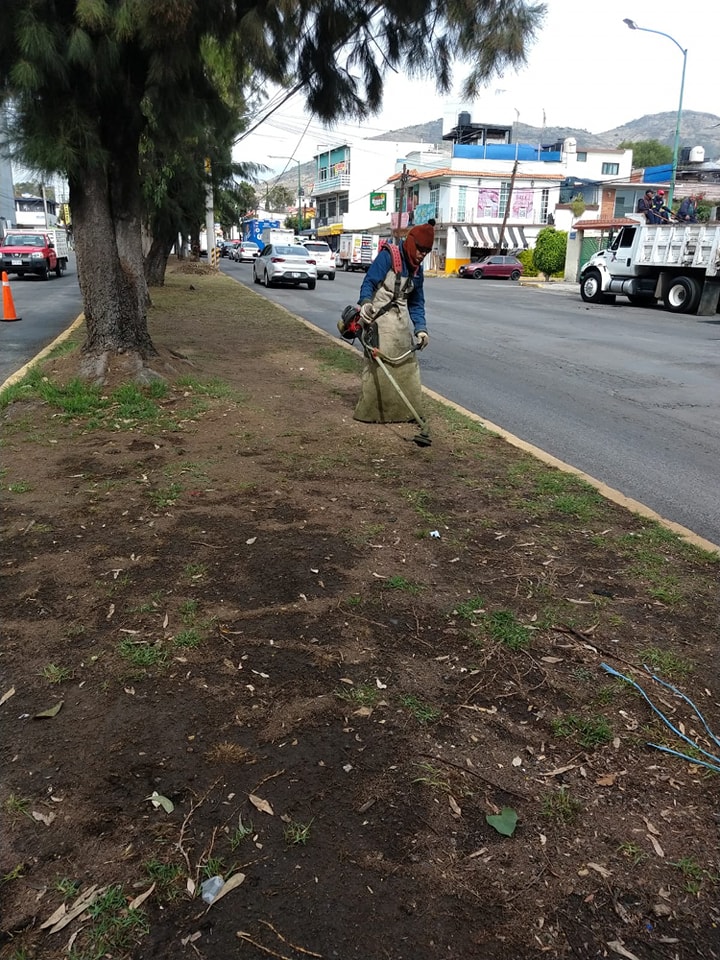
[236,0,716,178]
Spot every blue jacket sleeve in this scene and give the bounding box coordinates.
[359,250,392,303]
[408,269,427,333]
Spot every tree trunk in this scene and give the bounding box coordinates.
[70,166,159,384]
[145,233,174,287]
[111,156,151,316]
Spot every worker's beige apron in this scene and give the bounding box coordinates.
[353,268,425,423]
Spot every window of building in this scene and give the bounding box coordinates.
[498,180,511,215]
[339,195,349,215]
[602,162,619,176]
[457,185,467,221]
[613,193,632,218]
[317,200,327,219]
[429,183,439,218]
[577,152,587,162]
[540,188,549,223]
[328,198,337,218]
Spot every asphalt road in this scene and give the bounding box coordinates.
[0,253,83,384]
[222,257,720,547]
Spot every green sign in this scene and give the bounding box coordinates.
[370,192,387,212]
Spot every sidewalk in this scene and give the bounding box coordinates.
[520,277,579,294]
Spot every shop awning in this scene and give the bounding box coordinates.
[317,223,344,236]
[458,224,529,250]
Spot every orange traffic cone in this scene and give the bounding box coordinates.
[1,271,22,323]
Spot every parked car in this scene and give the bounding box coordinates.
[223,240,240,260]
[253,243,317,289]
[458,255,524,280]
[299,240,335,280]
[235,241,260,262]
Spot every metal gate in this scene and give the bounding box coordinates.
[579,235,610,271]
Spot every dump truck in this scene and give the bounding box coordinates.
[0,227,70,280]
[579,220,720,315]
[337,233,380,272]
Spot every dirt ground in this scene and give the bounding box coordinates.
[1,261,719,960]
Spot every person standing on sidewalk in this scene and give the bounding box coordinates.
[353,220,434,424]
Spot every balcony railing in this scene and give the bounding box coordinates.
[312,174,351,196]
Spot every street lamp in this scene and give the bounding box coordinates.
[269,155,302,236]
[623,18,687,209]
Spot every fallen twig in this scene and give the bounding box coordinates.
[259,920,323,957]
[417,753,532,801]
[175,778,221,877]
[236,932,294,959]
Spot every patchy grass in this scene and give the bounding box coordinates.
[453,596,485,621]
[336,683,379,707]
[551,713,613,749]
[412,763,452,792]
[382,575,423,594]
[640,645,693,678]
[81,884,150,957]
[400,695,441,724]
[39,663,73,684]
[541,787,583,824]
[148,483,183,508]
[482,609,532,650]
[284,819,313,845]
[118,639,168,670]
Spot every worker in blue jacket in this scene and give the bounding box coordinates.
[353,220,433,423]
[678,195,698,223]
[651,190,671,223]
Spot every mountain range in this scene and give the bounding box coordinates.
[374,110,720,159]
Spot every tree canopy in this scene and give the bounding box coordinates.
[0,0,546,383]
[617,139,674,168]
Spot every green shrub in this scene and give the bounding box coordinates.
[532,227,568,280]
[517,249,538,276]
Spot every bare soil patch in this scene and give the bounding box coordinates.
[1,263,719,960]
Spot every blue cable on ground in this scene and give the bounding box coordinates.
[600,662,720,774]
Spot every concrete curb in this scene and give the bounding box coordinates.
[0,313,85,392]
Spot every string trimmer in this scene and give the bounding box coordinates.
[338,305,432,447]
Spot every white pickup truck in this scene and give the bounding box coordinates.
[579,219,720,315]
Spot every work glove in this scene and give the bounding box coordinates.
[416,331,429,350]
[357,302,375,323]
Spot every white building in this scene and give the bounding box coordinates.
[312,138,444,244]
[311,113,633,274]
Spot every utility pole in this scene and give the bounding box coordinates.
[41,183,49,227]
[496,159,519,255]
[396,164,409,240]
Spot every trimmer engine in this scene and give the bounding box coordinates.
[337,304,363,341]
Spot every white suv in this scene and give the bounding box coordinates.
[301,241,336,281]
